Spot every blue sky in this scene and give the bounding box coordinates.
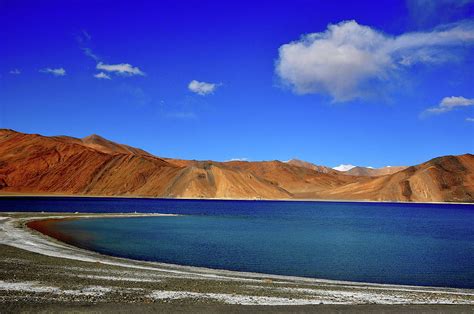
[1,0,473,168]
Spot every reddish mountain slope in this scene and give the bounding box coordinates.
[286,159,339,175]
[81,134,152,156]
[316,155,474,202]
[0,130,290,199]
[344,166,408,177]
[224,160,359,196]
[0,129,472,202]
[0,129,179,196]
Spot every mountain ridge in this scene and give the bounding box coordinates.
[343,165,408,177]
[0,129,472,202]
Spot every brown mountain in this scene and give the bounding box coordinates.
[0,129,472,202]
[315,155,474,202]
[344,166,408,177]
[81,134,153,156]
[286,159,339,175]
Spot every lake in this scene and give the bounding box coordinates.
[1,197,473,288]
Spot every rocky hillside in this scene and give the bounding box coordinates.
[343,166,408,177]
[0,129,472,202]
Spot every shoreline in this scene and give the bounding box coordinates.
[1,192,473,205]
[0,212,473,308]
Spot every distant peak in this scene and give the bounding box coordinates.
[287,158,302,162]
[287,158,312,164]
[83,134,105,140]
[333,164,356,172]
[82,134,114,146]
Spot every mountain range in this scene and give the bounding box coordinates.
[0,129,472,202]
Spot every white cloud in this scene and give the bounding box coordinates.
[96,62,145,76]
[9,69,20,75]
[94,72,111,80]
[466,117,474,122]
[276,20,474,101]
[425,96,474,114]
[333,164,356,171]
[188,80,218,95]
[40,68,66,76]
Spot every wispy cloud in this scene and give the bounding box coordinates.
[165,112,198,120]
[97,62,145,76]
[81,29,91,41]
[424,96,474,114]
[188,80,219,95]
[119,84,151,106]
[77,30,100,61]
[83,47,99,61]
[466,117,474,122]
[406,0,474,27]
[94,72,111,80]
[9,69,20,75]
[275,20,474,102]
[77,31,144,79]
[39,68,66,76]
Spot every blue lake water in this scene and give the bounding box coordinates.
[1,197,473,288]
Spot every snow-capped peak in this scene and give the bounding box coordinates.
[333,164,356,172]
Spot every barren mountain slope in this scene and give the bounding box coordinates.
[0,129,472,202]
[286,159,339,174]
[223,160,361,196]
[344,166,408,177]
[0,129,181,196]
[315,154,474,202]
[0,130,291,198]
[81,134,153,156]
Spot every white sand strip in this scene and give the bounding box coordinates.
[148,290,346,305]
[0,280,112,297]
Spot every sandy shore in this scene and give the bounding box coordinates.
[0,212,473,312]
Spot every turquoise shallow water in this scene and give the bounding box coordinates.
[1,197,473,288]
